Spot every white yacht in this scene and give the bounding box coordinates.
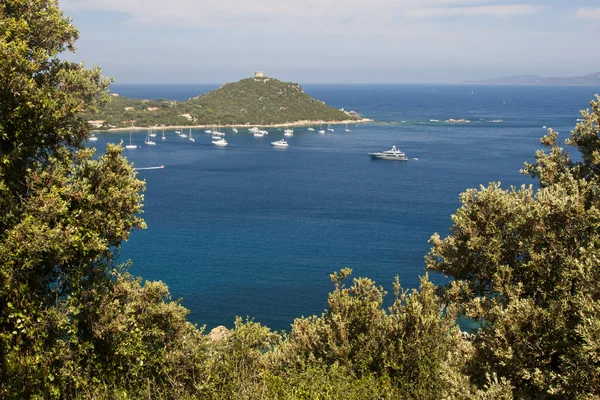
[369,146,408,161]
[232,127,238,133]
[253,130,265,137]
[126,132,137,149]
[307,121,315,131]
[345,123,351,132]
[149,130,157,137]
[145,131,156,146]
[271,139,289,148]
[327,123,334,132]
[188,128,195,142]
[162,130,166,140]
[212,137,228,146]
[205,127,212,133]
[318,124,325,134]
[88,134,98,142]
[249,126,260,133]
[212,133,222,140]
[283,126,294,137]
[178,129,187,138]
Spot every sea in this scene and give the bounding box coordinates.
[90,83,599,332]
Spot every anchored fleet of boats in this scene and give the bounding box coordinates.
[90,124,412,161]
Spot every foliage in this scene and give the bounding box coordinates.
[426,95,600,398]
[83,77,360,129]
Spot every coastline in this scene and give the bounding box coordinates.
[91,118,373,133]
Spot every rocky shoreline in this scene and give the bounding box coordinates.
[91,118,372,133]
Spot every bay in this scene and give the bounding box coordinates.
[92,83,599,332]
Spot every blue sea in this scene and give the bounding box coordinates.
[91,83,599,332]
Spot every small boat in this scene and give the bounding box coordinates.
[249,127,260,133]
[126,132,137,149]
[188,128,195,142]
[149,130,157,138]
[161,130,166,140]
[253,131,265,137]
[284,125,294,137]
[368,146,408,161]
[205,128,212,133]
[284,123,294,137]
[145,131,156,146]
[178,129,187,138]
[307,121,315,131]
[212,134,222,140]
[233,127,238,133]
[327,123,334,132]
[344,123,351,132]
[88,134,98,142]
[271,139,289,148]
[318,124,325,134]
[212,137,228,146]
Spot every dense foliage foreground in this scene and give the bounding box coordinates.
[1,1,599,398]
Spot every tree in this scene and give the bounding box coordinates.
[0,1,147,397]
[426,96,600,398]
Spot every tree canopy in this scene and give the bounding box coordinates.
[1,0,599,398]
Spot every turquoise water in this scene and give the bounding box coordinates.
[93,84,599,332]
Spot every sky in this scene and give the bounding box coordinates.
[59,0,600,84]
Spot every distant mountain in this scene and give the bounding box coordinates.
[463,72,600,85]
[84,75,361,130]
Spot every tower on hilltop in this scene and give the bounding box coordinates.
[254,71,264,78]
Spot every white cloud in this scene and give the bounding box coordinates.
[60,0,536,30]
[574,7,600,20]
[406,4,542,19]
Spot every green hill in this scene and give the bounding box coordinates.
[85,76,362,130]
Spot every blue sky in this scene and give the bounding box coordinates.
[60,0,600,84]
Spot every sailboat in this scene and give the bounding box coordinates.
[318,124,325,134]
[126,132,137,149]
[149,129,157,137]
[205,126,212,133]
[178,129,187,138]
[327,123,334,132]
[345,123,351,132]
[162,129,166,140]
[232,121,238,133]
[188,128,195,142]
[307,121,315,131]
[145,131,156,146]
[88,133,98,141]
[284,123,294,137]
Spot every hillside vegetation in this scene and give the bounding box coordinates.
[3,1,600,399]
[84,77,360,129]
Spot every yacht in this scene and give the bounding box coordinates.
[178,130,187,138]
[253,130,265,137]
[307,121,315,131]
[369,146,408,161]
[284,124,294,136]
[232,127,238,133]
[205,127,212,133]
[318,124,325,134]
[145,131,156,146]
[88,134,98,142]
[188,128,195,142]
[327,123,334,132]
[126,132,137,149]
[212,137,228,146]
[249,126,260,133]
[344,123,351,132]
[212,133,222,140]
[161,130,166,140]
[271,139,289,148]
[149,130,157,138]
